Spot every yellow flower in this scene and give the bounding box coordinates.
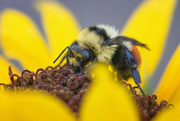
[0,0,179,121]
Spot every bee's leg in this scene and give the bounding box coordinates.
[131,69,145,95]
[77,61,83,74]
[78,63,84,74]
[137,83,145,95]
[122,45,145,95]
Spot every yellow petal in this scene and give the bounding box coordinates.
[79,64,140,121]
[121,0,177,84]
[154,44,180,103]
[0,56,20,84]
[170,85,180,104]
[0,91,76,121]
[0,9,51,71]
[152,102,180,121]
[36,1,80,63]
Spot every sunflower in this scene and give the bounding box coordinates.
[0,0,180,121]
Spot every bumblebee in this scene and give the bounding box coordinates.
[54,24,149,94]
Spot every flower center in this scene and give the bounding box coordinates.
[1,64,173,121]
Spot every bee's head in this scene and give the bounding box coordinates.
[67,42,96,73]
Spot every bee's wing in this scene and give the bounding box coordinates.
[103,36,149,50]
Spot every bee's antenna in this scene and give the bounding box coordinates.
[59,54,67,64]
[53,47,70,63]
